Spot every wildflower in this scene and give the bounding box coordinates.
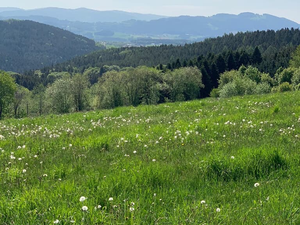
[79,196,86,202]
[69,144,72,147]
[97,205,102,209]
[231,156,235,159]
[22,169,26,173]
[254,183,260,187]
[130,207,134,212]
[216,208,221,212]
[152,159,156,162]
[109,197,113,201]
[201,200,206,204]
[53,219,60,224]
[43,174,48,177]
[82,206,88,211]
[133,151,137,154]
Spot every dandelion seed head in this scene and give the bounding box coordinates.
[254,183,260,187]
[216,208,221,212]
[82,206,88,211]
[79,196,86,202]
[201,200,206,204]
[109,197,113,201]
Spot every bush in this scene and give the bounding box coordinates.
[255,82,271,94]
[219,76,257,98]
[278,82,293,92]
[210,88,220,98]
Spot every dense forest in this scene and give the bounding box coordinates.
[0,20,102,72]
[15,28,300,91]
[1,28,300,119]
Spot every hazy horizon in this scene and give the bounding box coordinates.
[0,0,300,23]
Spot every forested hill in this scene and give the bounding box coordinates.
[54,28,300,71]
[0,20,101,72]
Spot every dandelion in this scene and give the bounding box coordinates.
[53,219,60,224]
[43,174,48,177]
[201,200,206,204]
[216,208,221,212]
[69,144,72,147]
[152,159,156,162]
[109,197,113,201]
[22,169,26,173]
[130,207,135,212]
[254,183,260,187]
[133,151,137,154]
[79,196,86,202]
[82,206,88,211]
[231,156,235,159]
[97,205,102,209]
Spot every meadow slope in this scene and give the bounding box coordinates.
[1,92,300,224]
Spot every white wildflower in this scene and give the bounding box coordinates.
[82,206,88,211]
[79,196,86,202]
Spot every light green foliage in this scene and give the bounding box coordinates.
[255,82,272,94]
[96,66,203,109]
[45,77,73,113]
[13,85,30,118]
[1,92,300,223]
[244,66,261,83]
[277,67,295,84]
[291,68,300,88]
[219,76,256,98]
[0,70,16,119]
[218,66,269,98]
[218,70,240,89]
[261,73,275,87]
[72,73,90,111]
[278,82,293,92]
[290,45,300,68]
[166,67,204,101]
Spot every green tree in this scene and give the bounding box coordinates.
[13,85,30,118]
[72,73,90,112]
[252,47,263,65]
[290,45,300,68]
[0,71,16,119]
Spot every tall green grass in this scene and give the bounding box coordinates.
[1,91,300,224]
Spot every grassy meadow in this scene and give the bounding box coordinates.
[1,91,300,224]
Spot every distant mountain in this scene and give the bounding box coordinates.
[0,7,22,12]
[0,10,299,45]
[0,20,101,72]
[0,7,165,23]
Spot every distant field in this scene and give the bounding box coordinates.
[1,92,300,224]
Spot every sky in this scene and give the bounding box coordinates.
[1,0,300,23]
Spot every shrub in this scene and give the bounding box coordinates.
[210,88,220,98]
[278,82,293,92]
[255,82,271,94]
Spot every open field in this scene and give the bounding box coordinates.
[1,92,300,224]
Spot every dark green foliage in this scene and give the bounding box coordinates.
[0,20,100,72]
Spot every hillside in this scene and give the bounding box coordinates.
[0,7,165,23]
[0,9,299,44]
[0,91,300,223]
[0,20,101,72]
[51,28,300,74]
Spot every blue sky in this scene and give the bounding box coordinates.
[1,0,300,23]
